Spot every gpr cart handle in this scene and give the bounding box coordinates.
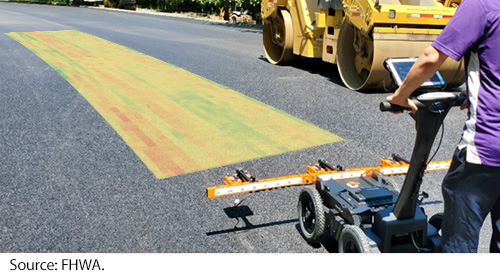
[380,92,465,112]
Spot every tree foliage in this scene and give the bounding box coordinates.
[136,0,261,20]
[12,0,262,23]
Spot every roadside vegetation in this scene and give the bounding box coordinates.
[7,0,262,23]
[11,0,67,4]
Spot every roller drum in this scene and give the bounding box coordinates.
[263,9,295,65]
[337,20,464,91]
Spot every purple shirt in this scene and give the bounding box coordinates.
[432,0,500,167]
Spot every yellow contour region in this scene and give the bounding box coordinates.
[7,30,342,178]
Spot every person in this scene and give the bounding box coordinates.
[386,0,500,253]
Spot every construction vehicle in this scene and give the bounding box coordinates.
[103,0,136,11]
[230,9,256,24]
[261,0,464,90]
[207,58,464,252]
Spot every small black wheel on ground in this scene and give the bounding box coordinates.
[429,213,444,231]
[338,225,372,253]
[297,186,325,245]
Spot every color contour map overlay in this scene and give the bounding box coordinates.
[7,30,342,179]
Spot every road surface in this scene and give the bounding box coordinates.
[0,2,491,253]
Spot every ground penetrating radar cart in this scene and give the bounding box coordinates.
[208,58,464,252]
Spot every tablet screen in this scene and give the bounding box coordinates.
[385,57,446,89]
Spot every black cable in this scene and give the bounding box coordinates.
[427,118,445,164]
[411,232,432,252]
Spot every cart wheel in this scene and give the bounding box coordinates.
[429,213,444,231]
[298,186,325,244]
[338,225,372,253]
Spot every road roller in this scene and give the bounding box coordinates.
[262,0,464,91]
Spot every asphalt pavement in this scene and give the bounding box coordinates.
[0,2,492,253]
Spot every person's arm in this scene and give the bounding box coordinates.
[386,45,449,113]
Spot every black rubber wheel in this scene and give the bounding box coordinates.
[338,225,372,253]
[429,213,444,231]
[298,186,325,244]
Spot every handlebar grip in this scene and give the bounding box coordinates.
[380,93,465,112]
[379,102,408,112]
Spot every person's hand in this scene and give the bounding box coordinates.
[460,89,468,110]
[386,93,418,114]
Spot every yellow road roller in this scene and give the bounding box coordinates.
[262,0,464,90]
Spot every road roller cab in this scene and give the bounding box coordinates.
[261,0,464,90]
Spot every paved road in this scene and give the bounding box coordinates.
[0,3,491,253]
